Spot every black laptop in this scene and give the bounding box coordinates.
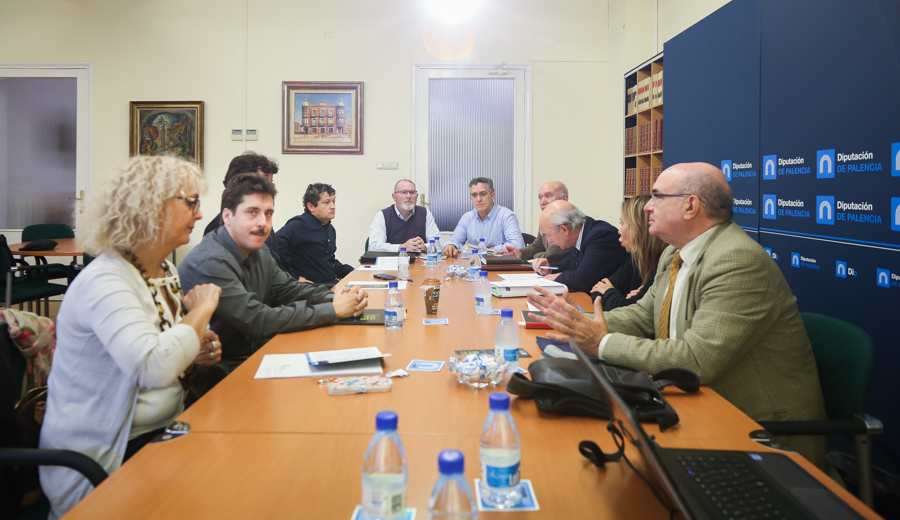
[569,339,866,520]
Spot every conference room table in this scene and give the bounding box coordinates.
[64,258,879,519]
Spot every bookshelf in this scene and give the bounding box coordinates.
[624,54,663,197]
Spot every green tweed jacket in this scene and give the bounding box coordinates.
[602,222,828,466]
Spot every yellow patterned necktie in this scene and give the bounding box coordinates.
[657,252,684,340]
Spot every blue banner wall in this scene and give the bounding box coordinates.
[665,0,900,472]
[665,0,761,234]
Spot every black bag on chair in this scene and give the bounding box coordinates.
[506,358,699,432]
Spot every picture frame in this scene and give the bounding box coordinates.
[282,81,363,154]
[130,101,204,167]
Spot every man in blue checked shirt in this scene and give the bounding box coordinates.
[442,177,525,258]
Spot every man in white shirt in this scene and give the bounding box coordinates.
[526,162,828,470]
[368,179,440,252]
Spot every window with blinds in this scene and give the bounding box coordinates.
[427,78,515,230]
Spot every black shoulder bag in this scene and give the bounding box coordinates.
[506,358,699,432]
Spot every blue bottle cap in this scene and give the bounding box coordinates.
[400,247,406,252]
[501,308,513,318]
[489,392,510,411]
[480,238,485,242]
[479,270,488,277]
[438,449,465,474]
[430,238,435,242]
[375,411,398,430]
[388,281,398,288]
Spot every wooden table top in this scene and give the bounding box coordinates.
[65,260,880,519]
[8,237,83,257]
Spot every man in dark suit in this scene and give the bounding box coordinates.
[532,201,629,294]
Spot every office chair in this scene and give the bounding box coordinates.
[522,233,536,246]
[757,312,883,507]
[1,235,68,317]
[0,324,107,519]
[21,224,76,284]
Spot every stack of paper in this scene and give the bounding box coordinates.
[490,278,566,298]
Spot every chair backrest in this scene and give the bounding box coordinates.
[801,312,874,421]
[364,237,369,253]
[522,233,536,246]
[21,224,74,242]
[0,235,13,283]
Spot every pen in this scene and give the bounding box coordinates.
[576,304,584,312]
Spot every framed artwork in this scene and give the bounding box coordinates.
[130,101,204,167]
[282,81,363,154]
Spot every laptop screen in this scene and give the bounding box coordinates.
[568,338,693,519]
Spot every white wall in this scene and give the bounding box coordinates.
[0,0,729,261]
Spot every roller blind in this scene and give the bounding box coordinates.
[427,78,515,230]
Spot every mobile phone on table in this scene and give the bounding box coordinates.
[374,273,397,280]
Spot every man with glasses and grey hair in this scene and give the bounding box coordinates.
[527,162,828,471]
[531,200,629,294]
[368,179,440,252]
[503,180,572,263]
[442,177,525,258]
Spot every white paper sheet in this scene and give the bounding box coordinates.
[374,257,399,270]
[498,273,541,281]
[345,281,409,290]
[254,354,384,379]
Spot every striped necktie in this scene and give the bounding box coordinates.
[657,252,683,340]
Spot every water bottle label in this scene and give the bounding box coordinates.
[362,485,407,518]
[503,348,519,362]
[427,254,437,262]
[469,267,480,277]
[385,310,398,322]
[483,462,521,488]
[475,296,486,308]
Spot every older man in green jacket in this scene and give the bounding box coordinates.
[528,162,828,470]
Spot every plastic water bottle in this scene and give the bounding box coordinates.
[427,238,438,267]
[478,238,488,257]
[385,281,404,330]
[479,393,522,509]
[494,309,519,373]
[433,235,443,257]
[427,450,477,520]
[468,248,481,278]
[475,271,493,315]
[362,411,408,520]
[398,247,410,280]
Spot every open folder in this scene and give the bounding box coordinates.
[254,348,388,379]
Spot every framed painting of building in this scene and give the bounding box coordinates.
[282,81,363,154]
[129,101,204,167]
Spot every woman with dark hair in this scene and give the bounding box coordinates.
[590,194,667,311]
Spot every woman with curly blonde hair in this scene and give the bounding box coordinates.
[590,194,667,311]
[39,156,222,519]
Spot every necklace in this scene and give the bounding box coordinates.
[123,250,194,390]
[123,250,187,330]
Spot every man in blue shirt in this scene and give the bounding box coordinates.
[442,177,525,258]
[277,183,354,287]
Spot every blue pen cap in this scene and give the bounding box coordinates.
[489,392,510,411]
[388,281,398,288]
[479,270,488,277]
[501,308,513,318]
[438,449,465,474]
[375,411,398,430]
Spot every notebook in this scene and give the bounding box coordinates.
[569,339,865,520]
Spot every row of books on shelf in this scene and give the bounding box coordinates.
[624,119,664,155]
[625,70,664,116]
[624,166,664,196]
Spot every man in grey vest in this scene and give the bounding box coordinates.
[367,179,440,252]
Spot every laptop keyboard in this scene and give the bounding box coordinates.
[676,454,799,520]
